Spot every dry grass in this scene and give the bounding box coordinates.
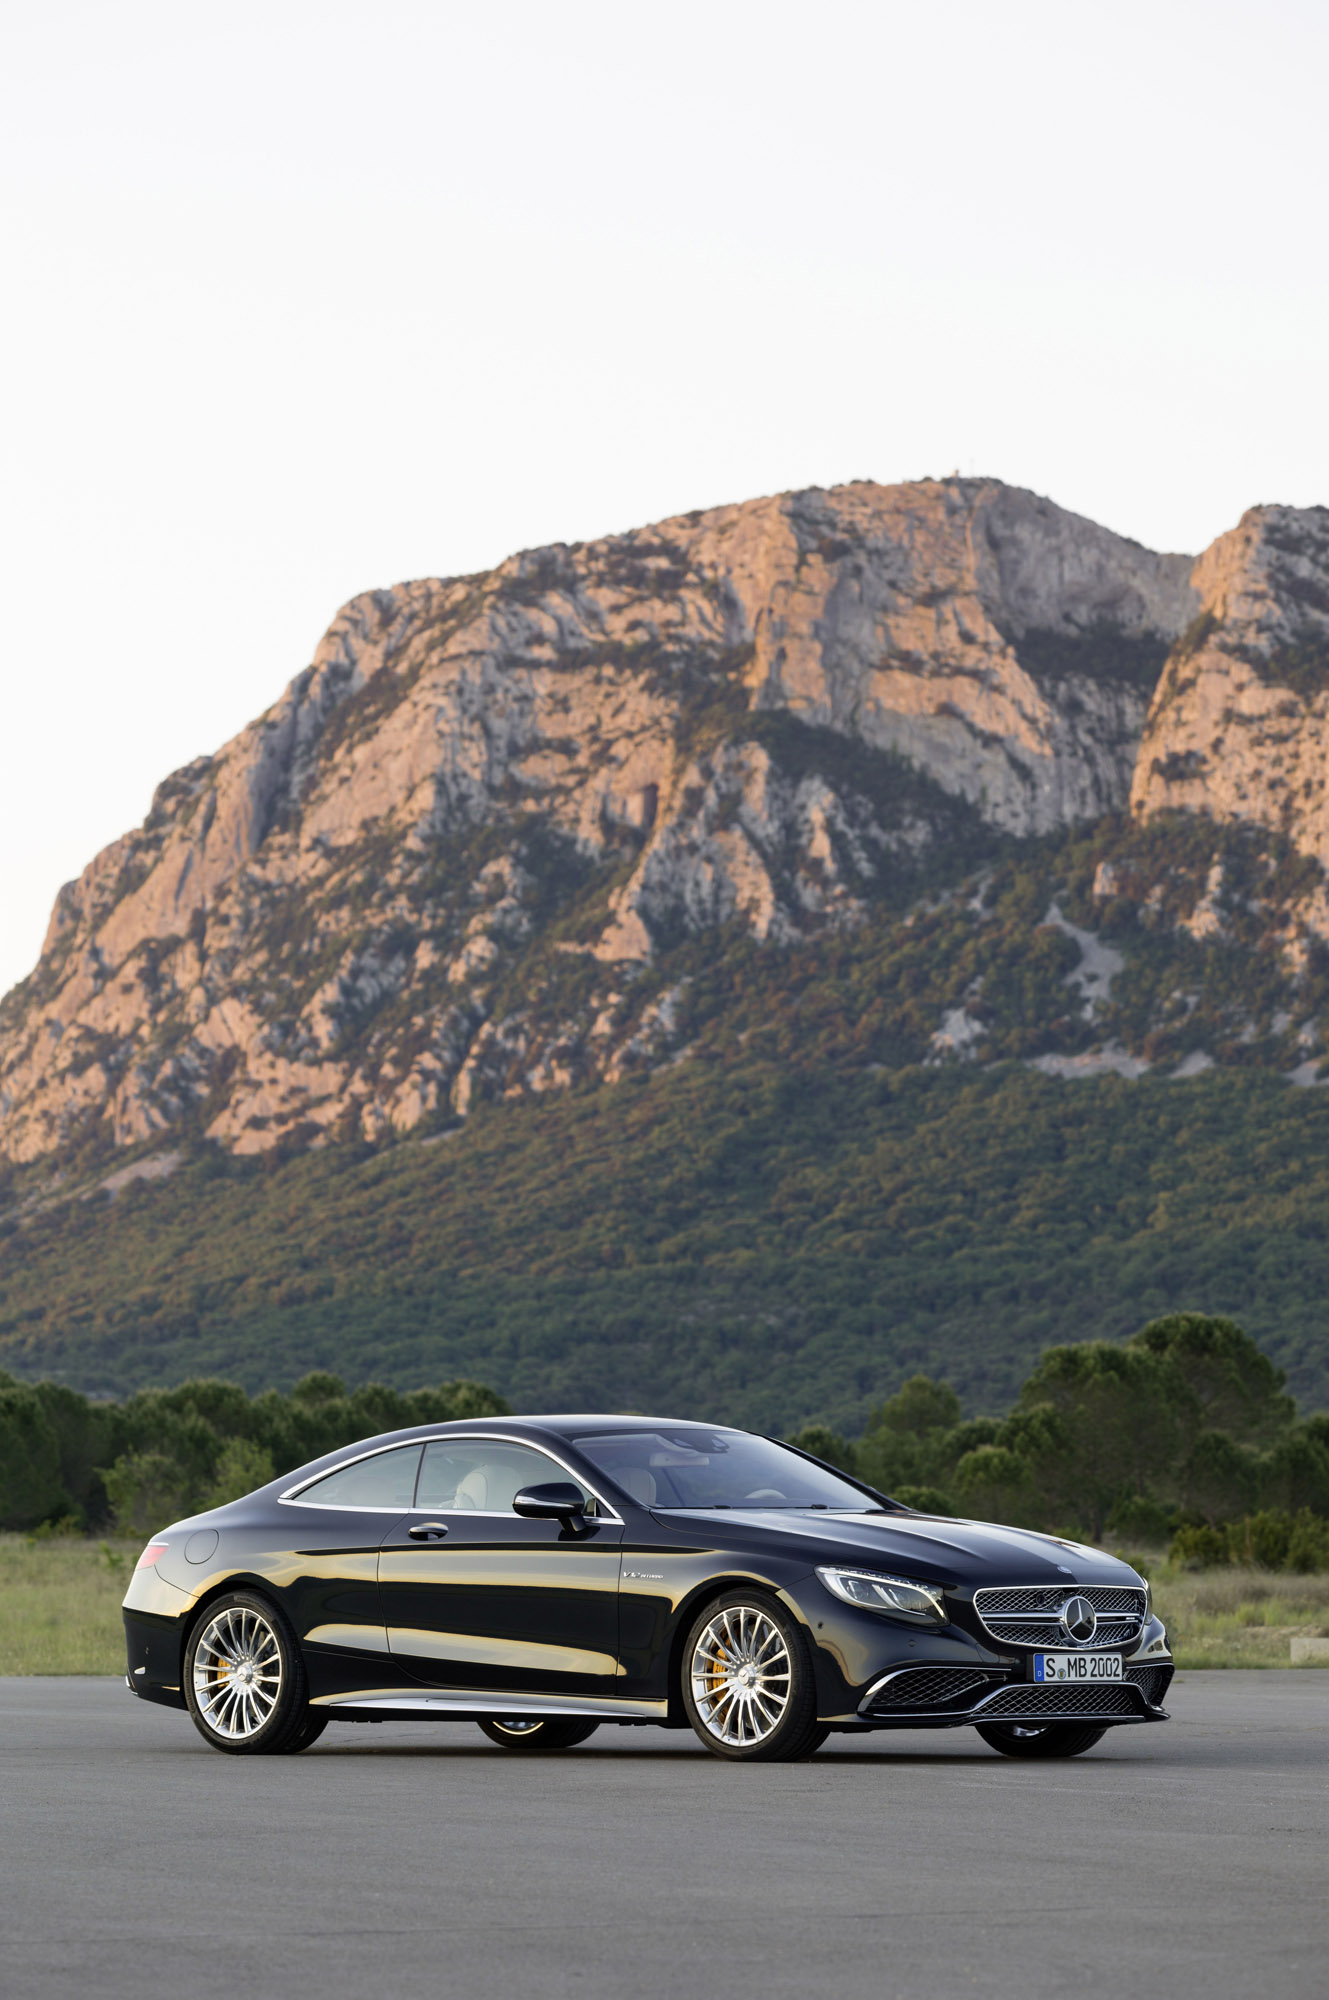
[1133,1555,1329,1668]
[0,1534,139,1674]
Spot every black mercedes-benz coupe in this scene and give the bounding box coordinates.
[122,1415,1173,1762]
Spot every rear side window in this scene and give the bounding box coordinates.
[415,1439,587,1513]
[295,1444,423,1511]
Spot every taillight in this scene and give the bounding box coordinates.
[136,1542,169,1569]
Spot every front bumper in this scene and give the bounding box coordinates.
[857,1656,1173,1727]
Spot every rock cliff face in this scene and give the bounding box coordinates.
[1130,507,1329,883]
[2,472,1309,1167]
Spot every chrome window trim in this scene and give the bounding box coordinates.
[278,1433,623,1525]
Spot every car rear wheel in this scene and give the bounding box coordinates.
[682,1592,825,1762]
[184,1591,314,1756]
[976,1721,1107,1759]
[477,1717,600,1751]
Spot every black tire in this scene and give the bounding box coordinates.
[274,1708,330,1754]
[183,1590,311,1756]
[477,1717,600,1752]
[976,1722,1108,1760]
[681,1590,824,1763]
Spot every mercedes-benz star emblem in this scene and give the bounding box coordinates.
[1059,1594,1098,1643]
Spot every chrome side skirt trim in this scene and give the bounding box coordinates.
[313,1687,668,1720]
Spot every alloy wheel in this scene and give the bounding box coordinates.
[689,1603,792,1749]
[192,1604,284,1741]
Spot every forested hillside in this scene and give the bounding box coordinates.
[4,477,1329,1418]
[4,1051,1329,1425]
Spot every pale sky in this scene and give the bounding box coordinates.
[1,0,1325,999]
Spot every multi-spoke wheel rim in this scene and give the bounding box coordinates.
[193,1606,283,1740]
[690,1605,791,1747]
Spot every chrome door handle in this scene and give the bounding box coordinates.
[407,1522,450,1541]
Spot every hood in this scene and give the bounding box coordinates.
[656,1508,1138,1590]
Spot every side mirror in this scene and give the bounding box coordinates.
[512,1481,588,1528]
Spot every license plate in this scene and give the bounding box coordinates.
[1033,1651,1124,1682]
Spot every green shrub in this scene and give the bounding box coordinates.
[1285,1509,1329,1572]
[1171,1509,1329,1573]
[1171,1521,1230,1568]
[1227,1509,1296,1569]
[784,1425,855,1472]
[203,1438,276,1508]
[102,1450,192,1535]
[891,1485,955,1514]
[954,1445,1033,1524]
[1108,1494,1175,1544]
[0,1379,68,1529]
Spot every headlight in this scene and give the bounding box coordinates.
[816,1566,946,1623]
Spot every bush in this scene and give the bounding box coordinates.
[954,1446,1033,1524]
[102,1450,192,1535]
[1108,1494,1175,1544]
[785,1425,855,1472]
[1171,1509,1329,1573]
[203,1438,276,1508]
[0,1380,69,1529]
[1171,1522,1230,1568]
[891,1485,955,1514]
[1286,1509,1329,1573]
[1227,1510,1296,1570]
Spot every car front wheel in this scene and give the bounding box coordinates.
[681,1592,827,1762]
[184,1591,316,1755]
[976,1721,1107,1759]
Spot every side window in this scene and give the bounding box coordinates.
[296,1444,423,1511]
[416,1440,590,1514]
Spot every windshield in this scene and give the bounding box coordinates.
[573,1428,880,1511]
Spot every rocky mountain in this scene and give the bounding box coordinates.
[3,476,1329,1172]
[1132,504,1329,899]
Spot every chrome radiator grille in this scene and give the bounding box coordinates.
[973,1584,1147,1651]
[982,1615,1140,1647]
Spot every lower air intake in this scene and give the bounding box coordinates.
[1125,1664,1172,1707]
[976,1682,1143,1721]
[865,1669,995,1713]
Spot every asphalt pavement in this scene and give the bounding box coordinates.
[1,1671,1326,1999]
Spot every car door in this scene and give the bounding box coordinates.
[277,1442,425,1664]
[377,1437,624,1698]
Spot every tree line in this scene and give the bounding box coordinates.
[790,1313,1329,1569]
[0,1372,506,1534]
[3,1312,1327,1570]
